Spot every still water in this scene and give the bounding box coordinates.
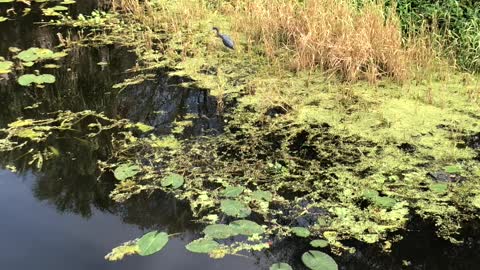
[0,170,262,270]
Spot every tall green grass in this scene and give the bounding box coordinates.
[394,0,480,72]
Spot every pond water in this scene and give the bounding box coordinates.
[0,169,264,270]
[1,2,479,270]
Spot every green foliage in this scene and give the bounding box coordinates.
[161,173,184,189]
[430,183,449,194]
[18,74,56,86]
[393,0,480,71]
[137,231,169,256]
[186,238,221,253]
[203,224,237,239]
[134,123,154,133]
[472,195,480,208]
[301,250,338,270]
[221,186,244,198]
[444,165,462,174]
[270,263,293,270]
[0,60,13,74]
[229,220,265,235]
[251,190,273,202]
[310,239,329,248]
[220,199,251,218]
[17,47,67,63]
[291,227,311,238]
[114,163,141,181]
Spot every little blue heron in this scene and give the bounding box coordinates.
[212,27,235,50]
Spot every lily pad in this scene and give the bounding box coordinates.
[292,227,311,238]
[203,224,237,239]
[0,60,13,74]
[430,183,448,194]
[221,186,244,198]
[220,199,251,218]
[301,250,338,270]
[372,196,397,209]
[270,263,293,270]
[444,165,461,174]
[310,239,329,248]
[229,220,264,235]
[17,47,66,62]
[137,231,169,256]
[161,173,184,189]
[251,190,273,202]
[185,238,220,253]
[113,163,141,181]
[18,74,55,86]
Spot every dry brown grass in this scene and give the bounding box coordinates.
[233,0,408,82]
[110,0,449,83]
[111,0,142,14]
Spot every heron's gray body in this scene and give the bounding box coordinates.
[212,27,235,50]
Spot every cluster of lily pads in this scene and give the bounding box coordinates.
[108,163,339,269]
[0,0,76,17]
[1,47,68,86]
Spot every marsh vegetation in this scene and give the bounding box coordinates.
[0,1,479,269]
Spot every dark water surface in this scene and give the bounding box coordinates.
[1,2,480,270]
[0,170,260,270]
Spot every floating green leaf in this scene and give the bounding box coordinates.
[229,220,264,235]
[301,250,338,270]
[161,173,184,189]
[251,190,273,202]
[52,5,69,11]
[221,186,244,198]
[17,47,66,62]
[114,163,141,181]
[372,196,397,209]
[137,231,169,256]
[430,183,448,194]
[220,199,251,218]
[270,263,293,270]
[18,74,55,86]
[0,60,13,74]
[292,227,310,237]
[310,239,329,248]
[362,189,379,200]
[444,165,461,174]
[104,241,139,261]
[186,238,220,253]
[203,224,237,239]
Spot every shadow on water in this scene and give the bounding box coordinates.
[0,2,479,270]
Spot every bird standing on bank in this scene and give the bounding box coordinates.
[212,27,235,50]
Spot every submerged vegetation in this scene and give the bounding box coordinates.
[1,0,480,268]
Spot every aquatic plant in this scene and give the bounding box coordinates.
[17,74,56,86]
